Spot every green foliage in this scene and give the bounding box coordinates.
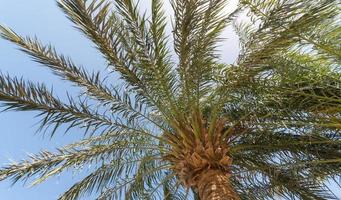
[0,0,340,199]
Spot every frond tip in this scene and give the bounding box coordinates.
[0,74,115,136]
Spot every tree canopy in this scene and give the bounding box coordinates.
[0,0,340,199]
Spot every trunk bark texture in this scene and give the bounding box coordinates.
[197,169,240,200]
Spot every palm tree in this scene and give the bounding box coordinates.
[0,0,340,199]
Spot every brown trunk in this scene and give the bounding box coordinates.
[196,169,240,200]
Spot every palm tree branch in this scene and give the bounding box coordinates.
[0,139,164,186]
[57,0,156,107]
[172,0,230,109]
[0,25,115,103]
[114,0,179,117]
[0,74,130,136]
[233,157,339,199]
[239,0,340,67]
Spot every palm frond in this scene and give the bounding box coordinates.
[57,0,176,120]
[59,152,166,200]
[0,25,115,103]
[0,24,172,133]
[95,158,173,200]
[112,0,181,123]
[238,0,340,69]
[0,74,124,135]
[0,136,163,186]
[172,0,231,110]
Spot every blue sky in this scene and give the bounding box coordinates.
[0,0,339,200]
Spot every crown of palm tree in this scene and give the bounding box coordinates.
[0,0,340,199]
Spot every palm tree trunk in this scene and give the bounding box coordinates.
[196,169,240,200]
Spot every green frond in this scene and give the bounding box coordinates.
[95,158,173,200]
[57,0,153,105]
[59,154,167,200]
[236,160,338,199]
[0,74,122,136]
[231,129,341,199]
[0,24,171,134]
[59,163,115,200]
[150,0,181,118]
[57,0,173,119]
[163,176,188,200]
[270,52,341,113]
[0,136,163,186]
[172,0,232,110]
[231,132,341,155]
[124,157,170,200]
[112,0,182,123]
[238,0,341,69]
[0,25,115,103]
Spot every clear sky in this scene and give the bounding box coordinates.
[0,0,338,200]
